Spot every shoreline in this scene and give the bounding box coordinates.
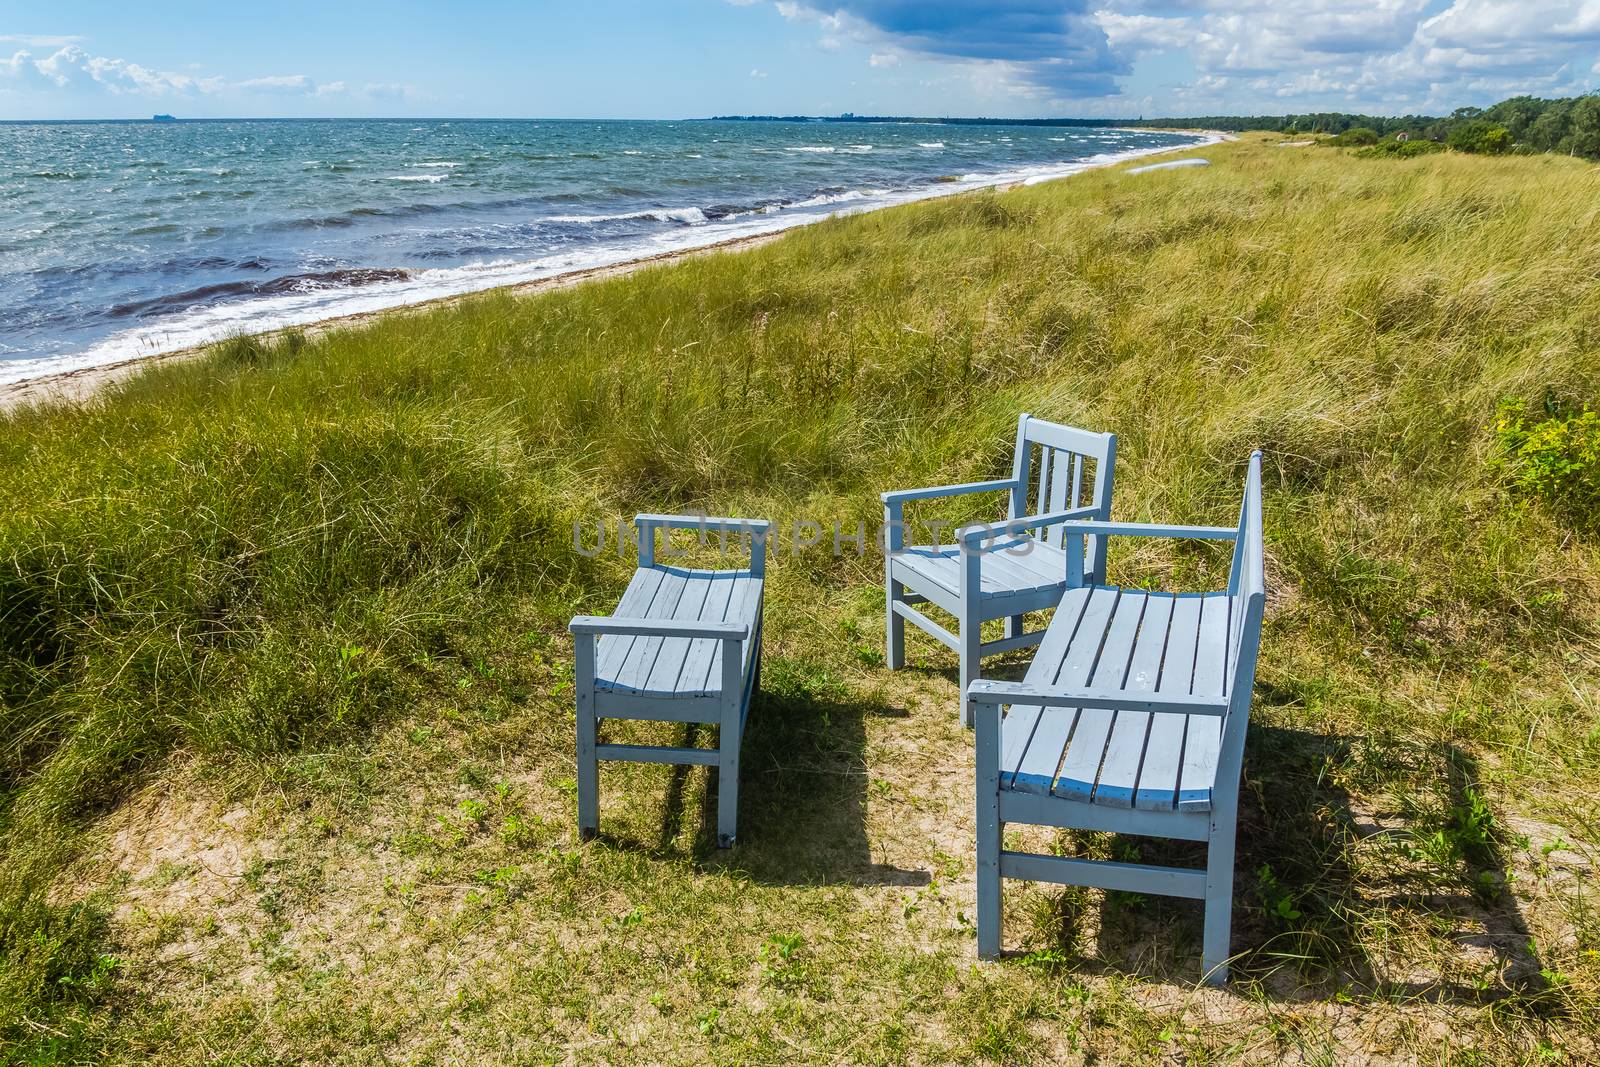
[0,132,1228,414]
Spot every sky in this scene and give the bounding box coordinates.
[2,0,1599,121]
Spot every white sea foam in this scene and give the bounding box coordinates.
[0,132,1219,387]
[787,146,835,153]
[413,161,461,168]
[548,207,708,225]
[790,188,890,209]
[918,142,946,149]
[623,150,643,155]
[387,174,445,182]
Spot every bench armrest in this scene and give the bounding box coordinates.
[956,506,1102,546]
[965,680,1228,717]
[879,478,1018,506]
[633,514,771,535]
[569,616,749,640]
[633,513,769,573]
[1050,520,1237,542]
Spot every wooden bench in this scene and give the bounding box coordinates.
[882,415,1116,726]
[967,452,1266,985]
[569,514,768,848]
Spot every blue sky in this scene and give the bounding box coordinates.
[3,1,1599,120]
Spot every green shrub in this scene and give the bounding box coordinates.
[1447,121,1514,155]
[1355,139,1446,159]
[1493,399,1600,532]
[1326,127,1380,146]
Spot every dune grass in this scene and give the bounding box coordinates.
[2,133,1599,1062]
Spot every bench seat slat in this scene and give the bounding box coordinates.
[1091,594,1174,808]
[674,572,742,696]
[1001,587,1105,794]
[683,573,760,697]
[893,537,1070,602]
[695,574,763,698]
[595,563,681,687]
[1052,591,1146,801]
[594,567,763,699]
[1179,594,1232,812]
[983,541,1068,590]
[1132,595,1202,811]
[605,568,697,693]
[593,565,670,685]
[639,570,718,695]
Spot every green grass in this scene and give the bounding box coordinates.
[3,133,1600,1062]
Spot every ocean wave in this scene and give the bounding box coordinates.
[413,161,461,168]
[107,268,413,320]
[787,146,835,153]
[790,188,889,210]
[387,173,446,182]
[547,207,708,225]
[918,142,946,149]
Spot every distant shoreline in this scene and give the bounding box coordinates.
[0,132,1227,414]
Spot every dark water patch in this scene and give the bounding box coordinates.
[108,268,412,319]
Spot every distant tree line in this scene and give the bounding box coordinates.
[1129,94,1600,158]
[712,92,1600,161]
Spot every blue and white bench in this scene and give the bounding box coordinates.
[569,514,768,849]
[967,452,1266,985]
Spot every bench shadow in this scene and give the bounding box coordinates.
[1025,687,1553,1010]
[609,670,929,888]
[706,680,930,887]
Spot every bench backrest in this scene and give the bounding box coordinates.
[1009,414,1117,582]
[1219,451,1266,798]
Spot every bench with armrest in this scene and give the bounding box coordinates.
[968,452,1266,985]
[569,514,768,848]
[882,414,1117,726]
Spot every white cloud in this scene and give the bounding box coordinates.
[0,43,347,99]
[869,51,900,68]
[749,68,769,78]
[1088,0,1600,113]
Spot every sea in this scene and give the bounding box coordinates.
[0,119,1207,384]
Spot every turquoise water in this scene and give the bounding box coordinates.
[0,119,1204,382]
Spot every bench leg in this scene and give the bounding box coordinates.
[1202,800,1237,985]
[886,574,906,671]
[975,696,1003,959]
[958,546,982,728]
[1004,614,1024,641]
[574,634,600,842]
[953,604,979,729]
[716,737,739,848]
[716,636,744,848]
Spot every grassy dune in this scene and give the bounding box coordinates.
[3,134,1599,1062]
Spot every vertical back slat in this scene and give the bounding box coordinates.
[1009,414,1033,522]
[1035,444,1051,520]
